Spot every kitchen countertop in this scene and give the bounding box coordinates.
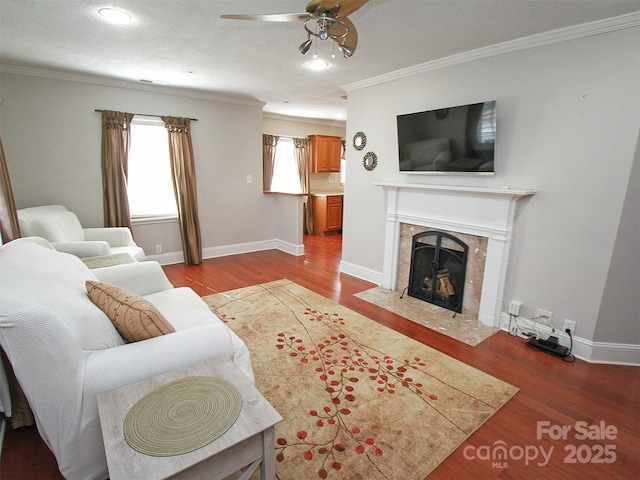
[310,191,344,197]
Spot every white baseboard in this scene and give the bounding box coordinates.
[147,239,304,266]
[263,239,305,257]
[146,251,184,265]
[148,248,639,366]
[203,238,304,259]
[338,260,383,285]
[499,313,640,366]
[588,342,640,366]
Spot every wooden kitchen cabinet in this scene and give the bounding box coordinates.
[309,135,342,172]
[312,195,343,235]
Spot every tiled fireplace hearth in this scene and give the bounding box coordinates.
[376,183,535,327]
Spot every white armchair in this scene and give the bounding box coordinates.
[17,205,146,261]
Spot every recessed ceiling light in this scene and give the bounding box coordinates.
[307,58,330,71]
[98,7,132,25]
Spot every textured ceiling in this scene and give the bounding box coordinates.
[1,0,639,121]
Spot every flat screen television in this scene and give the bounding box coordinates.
[397,100,496,175]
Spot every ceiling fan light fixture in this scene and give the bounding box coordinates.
[337,42,353,58]
[221,0,368,62]
[304,17,349,42]
[299,37,313,55]
[318,19,330,40]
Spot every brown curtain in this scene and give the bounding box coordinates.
[0,134,21,243]
[262,134,279,191]
[101,110,134,229]
[161,116,202,265]
[0,136,34,427]
[292,137,313,234]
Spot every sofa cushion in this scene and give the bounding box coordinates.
[143,287,225,331]
[0,238,125,350]
[86,281,175,342]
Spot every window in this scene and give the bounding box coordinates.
[476,101,496,144]
[269,138,303,194]
[127,117,178,218]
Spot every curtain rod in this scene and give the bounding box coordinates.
[94,109,198,121]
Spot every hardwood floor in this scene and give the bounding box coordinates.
[2,234,638,479]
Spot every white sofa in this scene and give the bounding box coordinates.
[17,205,146,261]
[0,237,253,480]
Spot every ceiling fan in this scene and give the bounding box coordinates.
[221,0,369,58]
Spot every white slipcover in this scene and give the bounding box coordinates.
[17,205,146,261]
[0,237,253,480]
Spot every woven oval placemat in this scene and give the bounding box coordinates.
[82,255,126,269]
[123,376,242,456]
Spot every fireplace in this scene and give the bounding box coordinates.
[376,183,535,327]
[407,231,468,313]
[399,224,485,317]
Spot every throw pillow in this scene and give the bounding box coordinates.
[86,281,175,342]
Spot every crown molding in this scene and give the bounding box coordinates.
[263,112,346,127]
[343,11,640,92]
[0,64,266,108]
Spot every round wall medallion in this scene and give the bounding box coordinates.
[435,108,449,119]
[352,131,367,150]
[362,151,378,171]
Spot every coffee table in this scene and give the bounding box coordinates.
[97,358,282,480]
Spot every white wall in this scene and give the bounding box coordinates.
[593,130,640,346]
[263,114,345,138]
[341,25,640,355]
[0,73,281,260]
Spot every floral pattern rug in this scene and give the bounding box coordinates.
[204,279,518,480]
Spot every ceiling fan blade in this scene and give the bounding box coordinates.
[221,13,310,23]
[306,0,369,17]
[329,16,358,57]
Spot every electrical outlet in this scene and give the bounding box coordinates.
[508,301,522,316]
[155,244,162,254]
[536,309,553,322]
[563,319,576,335]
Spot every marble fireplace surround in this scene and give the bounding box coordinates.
[376,183,535,327]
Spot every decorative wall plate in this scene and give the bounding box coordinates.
[353,131,367,150]
[435,108,449,119]
[363,151,377,171]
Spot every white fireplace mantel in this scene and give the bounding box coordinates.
[374,182,535,199]
[375,182,535,327]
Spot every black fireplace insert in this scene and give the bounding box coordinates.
[407,231,468,313]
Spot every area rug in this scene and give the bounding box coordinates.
[203,279,518,480]
[354,286,500,346]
